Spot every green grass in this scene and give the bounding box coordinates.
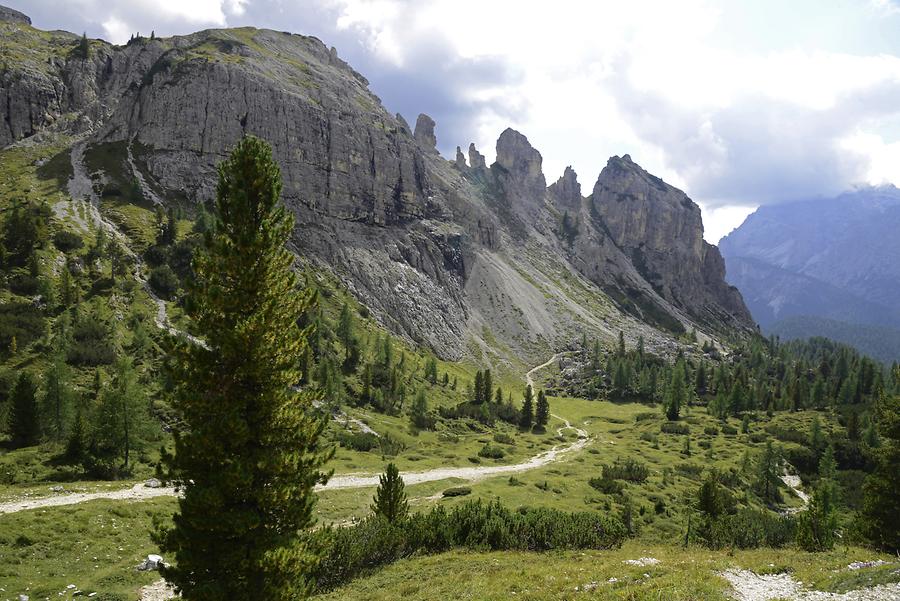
[312,541,898,600]
[0,497,176,600]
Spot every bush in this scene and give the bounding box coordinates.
[661,422,690,435]
[704,426,719,436]
[602,458,649,483]
[67,312,115,366]
[477,443,505,459]
[749,432,767,444]
[640,431,658,444]
[635,412,657,422]
[721,424,738,435]
[493,432,515,445]
[53,230,84,252]
[699,509,795,549]
[336,431,379,452]
[442,486,472,497]
[765,424,809,445]
[8,273,40,296]
[149,264,179,300]
[0,302,45,352]
[588,477,625,494]
[310,501,627,592]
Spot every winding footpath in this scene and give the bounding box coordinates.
[0,353,589,514]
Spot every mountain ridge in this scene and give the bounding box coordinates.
[0,8,754,363]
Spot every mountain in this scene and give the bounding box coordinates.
[720,185,900,361]
[0,8,753,363]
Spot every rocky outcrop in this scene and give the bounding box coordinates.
[414,113,438,152]
[468,143,486,171]
[549,166,582,212]
[590,155,752,329]
[1,15,755,360]
[0,4,29,24]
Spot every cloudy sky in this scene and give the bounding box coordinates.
[11,0,900,242]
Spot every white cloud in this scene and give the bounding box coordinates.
[16,0,900,241]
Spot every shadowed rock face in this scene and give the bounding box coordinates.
[591,155,753,329]
[1,10,754,360]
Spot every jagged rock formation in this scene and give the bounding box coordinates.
[0,7,754,361]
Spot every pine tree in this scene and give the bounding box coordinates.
[78,32,89,59]
[482,369,492,406]
[371,462,408,524]
[41,349,74,444]
[797,444,839,551]
[754,440,783,504]
[410,389,429,430]
[155,136,332,599]
[535,389,549,429]
[520,384,534,430]
[617,330,626,357]
[9,371,39,448]
[860,392,900,552]
[665,363,686,421]
[473,370,484,404]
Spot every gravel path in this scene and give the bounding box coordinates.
[720,569,900,601]
[0,483,176,514]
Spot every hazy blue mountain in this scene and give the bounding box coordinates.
[720,185,900,361]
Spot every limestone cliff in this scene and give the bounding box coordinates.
[0,8,754,362]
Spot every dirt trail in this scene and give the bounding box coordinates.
[1,354,590,512]
[781,469,810,514]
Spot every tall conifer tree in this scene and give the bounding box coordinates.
[156,136,332,600]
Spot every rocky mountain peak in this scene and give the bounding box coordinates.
[494,128,546,198]
[414,113,438,152]
[455,146,467,169]
[549,165,582,210]
[468,143,486,170]
[0,4,29,24]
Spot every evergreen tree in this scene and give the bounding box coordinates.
[473,370,484,404]
[93,357,150,471]
[410,389,429,430]
[860,392,900,552]
[9,371,39,448]
[617,330,626,357]
[797,444,839,551]
[494,386,503,404]
[155,136,331,599]
[371,462,408,524]
[535,389,549,429]
[754,440,783,504]
[665,363,686,421]
[78,32,89,59]
[482,369,492,406]
[520,385,534,430]
[41,349,74,444]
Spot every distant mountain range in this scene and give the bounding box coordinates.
[720,186,900,363]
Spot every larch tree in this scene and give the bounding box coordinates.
[155,136,332,600]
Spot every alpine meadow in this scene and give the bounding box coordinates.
[0,2,899,601]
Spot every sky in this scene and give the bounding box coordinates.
[10,0,900,243]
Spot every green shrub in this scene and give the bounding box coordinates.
[661,422,690,435]
[477,443,505,459]
[704,426,719,436]
[601,458,649,483]
[336,431,379,452]
[149,264,179,300]
[310,501,626,592]
[588,477,625,494]
[635,412,657,422]
[699,509,795,549]
[493,432,515,445]
[442,486,472,497]
[53,230,84,252]
[721,424,738,435]
[639,432,658,444]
